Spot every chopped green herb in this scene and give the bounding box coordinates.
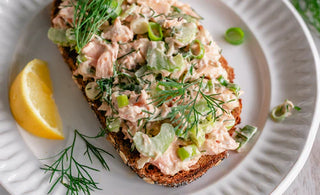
[152,77,226,137]
[172,6,182,13]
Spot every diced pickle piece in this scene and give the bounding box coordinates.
[133,123,175,158]
[168,54,185,72]
[194,100,210,115]
[147,42,167,71]
[177,144,200,161]
[48,28,69,47]
[107,118,121,133]
[175,23,198,45]
[189,116,215,147]
[117,95,129,108]
[147,42,185,72]
[189,126,205,147]
[225,119,235,130]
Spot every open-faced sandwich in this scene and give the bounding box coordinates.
[49,0,242,186]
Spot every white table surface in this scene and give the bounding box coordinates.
[0,21,319,195]
[283,31,320,195]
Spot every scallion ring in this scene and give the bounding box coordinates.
[270,106,287,121]
[190,39,205,59]
[85,82,102,100]
[270,99,300,122]
[147,22,163,41]
[225,27,244,45]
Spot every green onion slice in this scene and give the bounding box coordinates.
[270,99,300,122]
[227,83,240,94]
[117,94,129,108]
[110,0,123,20]
[85,82,102,100]
[190,39,205,59]
[217,75,228,87]
[235,125,257,152]
[225,27,244,45]
[147,22,163,41]
[217,75,240,95]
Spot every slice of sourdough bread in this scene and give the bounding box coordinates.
[51,0,242,187]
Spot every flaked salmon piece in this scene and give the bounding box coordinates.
[110,90,154,123]
[150,140,201,176]
[173,1,200,18]
[74,61,92,80]
[202,128,239,155]
[121,120,143,140]
[118,106,147,122]
[82,37,108,67]
[118,38,149,69]
[80,37,119,79]
[162,18,185,29]
[52,0,74,28]
[196,25,215,46]
[102,18,134,43]
[96,43,119,78]
[137,0,176,14]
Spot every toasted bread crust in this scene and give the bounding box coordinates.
[51,0,242,187]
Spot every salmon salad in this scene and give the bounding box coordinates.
[49,0,242,176]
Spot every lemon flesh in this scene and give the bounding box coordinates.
[9,59,63,139]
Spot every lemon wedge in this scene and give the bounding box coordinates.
[9,59,63,139]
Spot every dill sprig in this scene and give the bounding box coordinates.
[151,78,200,107]
[41,129,114,195]
[292,0,320,33]
[73,0,121,52]
[152,77,226,137]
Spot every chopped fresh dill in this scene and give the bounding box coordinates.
[151,78,199,107]
[151,77,226,137]
[41,129,114,195]
[189,63,197,75]
[139,13,145,18]
[96,77,118,113]
[117,49,137,60]
[73,0,122,52]
[154,13,165,18]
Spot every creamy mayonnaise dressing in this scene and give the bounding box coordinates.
[52,0,241,176]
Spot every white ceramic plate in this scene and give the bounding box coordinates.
[0,0,319,194]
